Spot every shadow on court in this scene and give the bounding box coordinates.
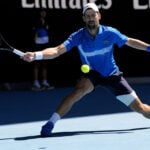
[11,126,150,141]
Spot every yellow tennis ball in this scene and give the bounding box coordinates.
[81,64,90,73]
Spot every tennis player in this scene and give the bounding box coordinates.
[23,3,150,137]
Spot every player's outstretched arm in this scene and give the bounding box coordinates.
[22,43,67,62]
[126,37,150,52]
[42,44,67,59]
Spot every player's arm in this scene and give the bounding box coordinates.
[23,43,67,62]
[42,44,67,59]
[125,37,150,52]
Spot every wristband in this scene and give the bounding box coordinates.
[146,45,150,52]
[35,51,43,60]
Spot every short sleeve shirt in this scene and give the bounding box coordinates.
[63,25,128,77]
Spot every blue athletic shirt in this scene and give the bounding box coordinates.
[63,25,128,77]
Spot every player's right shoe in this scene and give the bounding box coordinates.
[40,121,54,137]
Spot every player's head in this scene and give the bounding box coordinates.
[82,3,101,30]
[82,3,99,15]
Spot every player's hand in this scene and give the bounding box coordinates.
[22,52,35,62]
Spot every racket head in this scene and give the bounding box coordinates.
[0,33,13,52]
[0,33,24,56]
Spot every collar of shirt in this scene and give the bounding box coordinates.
[84,25,102,40]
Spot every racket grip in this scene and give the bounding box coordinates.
[13,49,24,56]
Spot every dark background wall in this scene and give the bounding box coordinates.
[0,0,150,85]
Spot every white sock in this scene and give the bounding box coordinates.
[48,112,61,124]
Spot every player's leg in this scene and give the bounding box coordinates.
[40,77,94,137]
[55,77,94,116]
[129,97,150,119]
[110,73,150,118]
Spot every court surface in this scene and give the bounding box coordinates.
[0,81,150,150]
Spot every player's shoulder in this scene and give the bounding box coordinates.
[100,25,123,37]
[72,27,85,35]
[70,27,85,38]
[101,24,119,32]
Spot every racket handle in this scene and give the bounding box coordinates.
[13,49,24,56]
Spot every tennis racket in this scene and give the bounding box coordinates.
[0,33,24,56]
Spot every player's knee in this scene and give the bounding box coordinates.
[76,78,94,95]
[116,91,138,106]
[75,85,92,97]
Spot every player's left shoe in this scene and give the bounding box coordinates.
[40,121,54,137]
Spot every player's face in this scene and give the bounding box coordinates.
[83,9,101,30]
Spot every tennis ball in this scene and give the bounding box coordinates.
[81,64,90,73]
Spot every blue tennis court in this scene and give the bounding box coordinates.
[0,79,150,150]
